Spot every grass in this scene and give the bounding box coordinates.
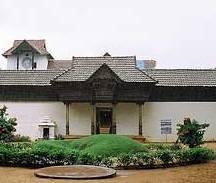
[33,134,147,156]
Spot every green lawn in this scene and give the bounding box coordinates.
[33,134,148,156]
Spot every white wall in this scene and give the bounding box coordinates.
[69,103,91,135]
[7,55,17,69]
[0,101,215,142]
[0,102,65,139]
[7,53,48,70]
[143,102,216,142]
[116,103,139,135]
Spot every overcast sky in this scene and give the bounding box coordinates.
[0,0,216,69]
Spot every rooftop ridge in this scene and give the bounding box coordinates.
[73,56,135,59]
[143,68,216,71]
[138,69,158,83]
[14,39,45,41]
[51,67,73,81]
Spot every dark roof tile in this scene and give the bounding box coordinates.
[53,56,156,83]
[145,69,216,87]
[0,70,62,86]
[2,40,53,59]
[47,60,72,70]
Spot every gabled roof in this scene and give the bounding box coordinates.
[0,70,62,86]
[53,56,157,83]
[2,40,53,59]
[47,59,72,70]
[86,63,123,83]
[145,69,216,87]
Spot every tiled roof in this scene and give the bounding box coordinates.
[47,60,72,70]
[0,70,62,86]
[53,56,156,83]
[2,40,53,59]
[145,69,216,87]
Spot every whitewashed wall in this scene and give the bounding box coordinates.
[0,101,215,142]
[116,103,139,135]
[69,103,91,135]
[0,102,65,139]
[143,102,216,142]
[7,53,48,70]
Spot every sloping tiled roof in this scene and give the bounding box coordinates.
[0,70,62,86]
[145,69,216,87]
[2,40,53,59]
[53,56,156,83]
[47,60,72,70]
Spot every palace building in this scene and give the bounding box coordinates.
[1,39,216,142]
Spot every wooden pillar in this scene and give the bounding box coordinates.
[112,103,117,134]
[91,103,96,135]
[32,51,35,69]
[16,53,19,70]
[138,103,143,136]
[65,102,70,135]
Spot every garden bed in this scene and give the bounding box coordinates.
[0,135,215,169]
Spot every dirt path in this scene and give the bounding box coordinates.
[0,162,215,183]
[0,143,215,183]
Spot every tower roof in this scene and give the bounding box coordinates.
[2,39,53,59]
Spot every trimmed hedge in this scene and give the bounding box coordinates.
[0,142,214,168]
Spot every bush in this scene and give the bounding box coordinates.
[0,106,17,142]
[179,147,215,164]
[177,118,209,148]
[156,149,174,166]
[10,134,31,142]
[0,135,214,168]
[130,152,156,167]
[55,134,64,140]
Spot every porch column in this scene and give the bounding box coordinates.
[16,53,19,70]
[32,51,35,69]
[112,103,117,134]
[138,103,143,136]
[91,103,96,134]
[65,102,70,135]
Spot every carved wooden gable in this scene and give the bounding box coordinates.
[87,64,122,101]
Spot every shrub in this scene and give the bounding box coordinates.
[131,152,156,167]
[117,153,132,167]
[179,147,215,163]
[156,149,173,166]
[0,135,214,168]
[11,134,31,142]
[177,118,209,148]
[55,134,64,140]
[0,106,17,142]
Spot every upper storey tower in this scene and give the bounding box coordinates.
[2,40,53,70]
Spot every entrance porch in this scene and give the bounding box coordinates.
[64,103,144,137]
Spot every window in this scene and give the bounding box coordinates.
[33,62,37,69]
[43,128,49,139]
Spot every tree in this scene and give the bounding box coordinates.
[0,106,17,142]
[176,118,209,148]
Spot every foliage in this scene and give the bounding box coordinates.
[0,135,214,168]
[54,134,64,140]
[177,118,209,148]
[0,106,17,142]
[155,149,174,166]
[68,134,148,156]
[10,134,31,142]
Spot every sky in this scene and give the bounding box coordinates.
[0,0,216,69]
